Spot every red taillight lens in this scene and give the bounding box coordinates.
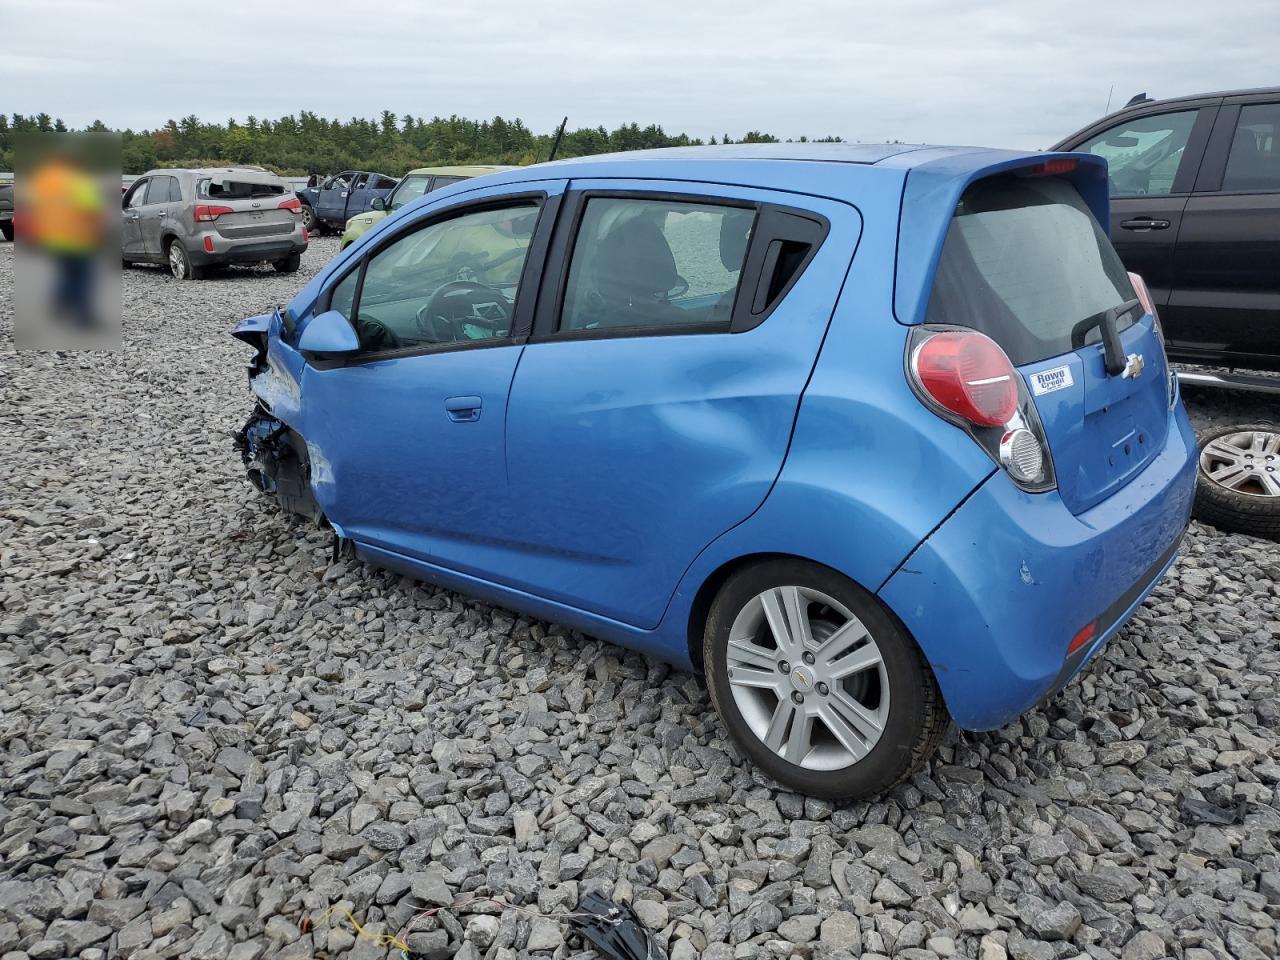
[278,196,302,213]
[1068,622,1097,655]
[193,204,234,222]
[914,331,1019,427]
[1127,270,1163,339]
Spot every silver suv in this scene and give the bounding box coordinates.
[122,167,308,279]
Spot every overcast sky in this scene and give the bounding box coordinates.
[2,0,1276,148]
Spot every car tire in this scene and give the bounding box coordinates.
[273,254,301,274]
[167,239,204,281]
[1193,422,1280,540]
[301,205,320,234]
[0,221,13,242]
[703,558,949,799]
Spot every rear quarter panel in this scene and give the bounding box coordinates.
[661,167,996,656]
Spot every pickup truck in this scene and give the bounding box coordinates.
[296,170,398,234]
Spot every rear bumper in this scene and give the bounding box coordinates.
[190,232,306,265]
[878,402,1197,731]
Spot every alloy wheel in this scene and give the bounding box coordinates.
[725,585,890,771]
[1199,428,1280,498]
[169,243,186,279]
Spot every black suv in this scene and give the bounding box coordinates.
[1055,87,1280,373]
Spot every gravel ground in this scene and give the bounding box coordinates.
[1,237,1278,960]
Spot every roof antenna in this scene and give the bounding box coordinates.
[1105,82,1114,115]
[547,116,569,162]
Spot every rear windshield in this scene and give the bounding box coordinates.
[198,178,286,200]
[925,176,1136,366]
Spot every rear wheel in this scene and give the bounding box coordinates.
[703,559,949,799]
[1,221,13,242]
[1194,423,1280,540]
[167,239,203,280]
[273,253,301,274]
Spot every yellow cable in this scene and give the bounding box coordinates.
[313,905,410,953]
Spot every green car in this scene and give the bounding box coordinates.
[339,165,515,249]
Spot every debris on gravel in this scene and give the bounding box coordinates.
[1,239,1277,959]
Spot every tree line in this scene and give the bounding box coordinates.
[0,111,844,176]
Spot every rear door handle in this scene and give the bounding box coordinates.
[1119,218,1171,231]
[444,395,482,422]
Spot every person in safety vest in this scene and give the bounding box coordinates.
[26,151,105,329]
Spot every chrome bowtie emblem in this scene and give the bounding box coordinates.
[1121,353,1145,379]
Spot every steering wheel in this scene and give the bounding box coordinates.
[416,281,511,342]
[665,274,690,300]
[358,317,402,351]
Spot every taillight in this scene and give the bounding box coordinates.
[193,204,234,222]
[908,326,1057,492]
[912,330,1019,427]
[1127,271,1162,341]
[278,196,302,213]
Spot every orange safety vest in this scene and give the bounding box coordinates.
[28,161,103,253]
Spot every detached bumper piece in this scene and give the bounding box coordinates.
[234,408,323,524]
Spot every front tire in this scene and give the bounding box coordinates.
[273,253,301,274]
[0,221,13,242]
[704,559,948,799]
[301,204,318,234]
[167,239,203,280]
[1194,423,1280,540]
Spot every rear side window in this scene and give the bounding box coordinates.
[200,178,286,200]
[560,197,753,333]
[1222,103,1280,192]
[925,177,1136,366]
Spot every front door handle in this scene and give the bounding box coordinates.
[1119,217,1171,231]
[444,395,482,422]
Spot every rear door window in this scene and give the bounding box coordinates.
[559,197,753,333]
[1221,102,1280,192]
[1079,110,1198,197]
[925,176,1136,366]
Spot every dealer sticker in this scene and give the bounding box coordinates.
[1030,365,1074,396]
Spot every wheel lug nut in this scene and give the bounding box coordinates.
[791,692,804,704]
[817,682,829,695]
[778,660,790,674]
[802,652,815,665]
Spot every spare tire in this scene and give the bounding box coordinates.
[1193,422,1280,540]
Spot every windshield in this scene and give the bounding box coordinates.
[389,175,431,211]
[925,176,1137,366]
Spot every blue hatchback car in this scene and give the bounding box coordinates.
[233,143,1197,798]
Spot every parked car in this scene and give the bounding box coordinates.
[232,143,1196,798]
[1056,87,1280,536]
[340,165,515,250]
[122,167,307,280]
[296,170,398,234]
[0,179,12,241]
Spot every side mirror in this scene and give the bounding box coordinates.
[371,197,385,211]
[298,309,360,358]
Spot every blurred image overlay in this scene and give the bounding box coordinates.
[14,132,121,350]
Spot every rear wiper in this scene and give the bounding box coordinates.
[1071,298,1140,376]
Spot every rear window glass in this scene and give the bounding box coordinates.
[199,178,286,199]
[925,176,1136,366]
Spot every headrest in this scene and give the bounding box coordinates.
[719,209,754,270]
[597,217,678,298]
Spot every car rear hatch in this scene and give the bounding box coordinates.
[921,169,1171,515]
[199,172,297,240]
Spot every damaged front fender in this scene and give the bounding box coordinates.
[233,407,324,525]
